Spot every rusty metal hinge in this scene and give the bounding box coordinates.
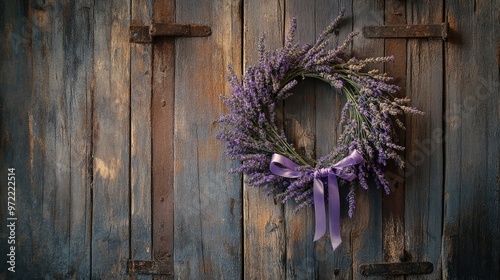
[130,23,212,43]
[362,23,448,40]
[127,260,173,276]
[359,261,433,276]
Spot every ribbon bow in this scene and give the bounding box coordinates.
[270,150,364,250]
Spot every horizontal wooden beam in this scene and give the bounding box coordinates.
[362,23,448,40]
[130,23,211,43]
[359,262,433,276]
[127,260,174,276]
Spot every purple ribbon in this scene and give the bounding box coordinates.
[270,150,364,250]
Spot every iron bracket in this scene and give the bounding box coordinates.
[362,23,448,40]
[130,23,212,43]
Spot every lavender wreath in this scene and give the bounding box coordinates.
[216,11,422,249]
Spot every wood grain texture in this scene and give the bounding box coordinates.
[1,0,498,278]
[91,0,130,278]
[1,1,37,278]
[382,2,406,279]
[283,2,316,279]
[443,0,500,278]
[0,0,93,278]
[405,1,444,279]
[313,2,357,280]
[25,2,71,277]
[174,0,243,278]
[63,1,94,278]
[131,1,153,280]
[0,2,20,278]
[350,1,385,279]
[152,2,175,275]
[283,2,357,279]
[243,1,287,279]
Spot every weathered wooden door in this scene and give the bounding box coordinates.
[1,0,498,279]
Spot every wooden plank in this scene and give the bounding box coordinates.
[313,2,355,279]
[128,260,173,276]
[0,1,37,278]
[150,23,212,37]
[283,2,357,279]
[151,1,175,277]
[283,2,316,279]
[0,2,10,277]
[174,0,243,278]
[314,1,358,279]
[91,0,130,278]
[243,1,286,279]
[64,1,94,278]
[362,23,447,39]
[131,0,153,279]
[443,0,500,278]
[359,261,433,276]
[382,2,406,279]
[404,1,444,280]
[24,2,71,277]
[1,0,93,278]
[351,1,385,278]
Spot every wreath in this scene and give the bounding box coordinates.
[216,10,422,250]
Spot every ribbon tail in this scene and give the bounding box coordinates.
[313,178,327,241]
[328,174,342,250]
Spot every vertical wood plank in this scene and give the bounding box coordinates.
[65,1,94,278]
[405,1,444,279]
[443,0,500,278]
[0,1,36,278]
[26,2,71,277]
[243,1,286,279]
[310,2,356,279]
[91,0,130,277]
[351,1,385,278]
[283,2,356,279]
[174,0,243,278]
[282,2,316,279]
[382,1,406,277]
[1,0,93,278]
[152,1,175,275]
[131,0,153,279]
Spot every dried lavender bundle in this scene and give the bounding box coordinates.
[216,10,423,217]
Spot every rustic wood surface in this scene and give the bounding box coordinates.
[283,1,317,278]
[62,1,94,277]
[151,1,176,279]
[443,0,500,278]
[1,0,94,278]
[0,2,29,276]
[405,1,444,279]
[243,1,287,279]
[0,0,498,279]
[31,2,72,276]
[283,2,355,279]
[173,0,243,279]
[382,4,407,280]
[91,0,131,278]
[313,2,356,279]
[131,0,153,279]
[350,1,386,279]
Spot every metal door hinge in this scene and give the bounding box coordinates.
[127,259,173,276]
[130,23,212,43]
[362,23,448,40]
[359,261,433,276]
